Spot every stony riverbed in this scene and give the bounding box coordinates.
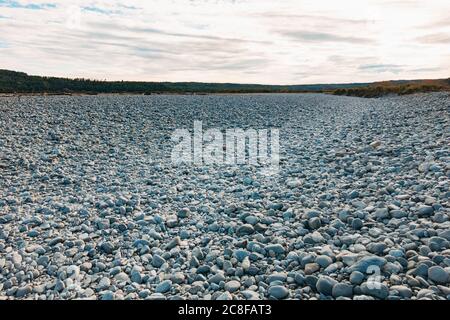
[0,93,449,300]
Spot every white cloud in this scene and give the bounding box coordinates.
[0,0,449,84]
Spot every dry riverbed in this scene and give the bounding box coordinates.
[0,93,449,300]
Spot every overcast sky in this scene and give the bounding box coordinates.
[0,0,449,84]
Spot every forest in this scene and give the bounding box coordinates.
[0,69,448,97]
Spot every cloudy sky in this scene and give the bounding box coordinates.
[0,0,449,84]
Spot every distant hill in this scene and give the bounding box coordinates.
[0,69,369,94]
[0,69,448,97]
[333,78,450,97]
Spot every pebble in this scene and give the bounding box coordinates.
[390,285,412,298]
[350,271,365,285]
[268,285,289,299]
[316,255,333,268]
[114,272,130,283]
[264,244,285,255]
[216,292,233,300]
[316,276,338,296]
[417,205,434,217]
[236,224,255,236]
[360,282,389,299]
[428,266,450,284]
[16,285,32,298]
[349,256,387,273]
[155,280,172,293]
[308,217,321,230]
[152,254,166,268]
[332,283,353,298]
[224,280,241,293]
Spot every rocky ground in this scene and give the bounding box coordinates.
[0,92,449,300]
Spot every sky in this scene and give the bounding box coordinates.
[0,0,449,84]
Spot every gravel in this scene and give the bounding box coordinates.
[0,93,449,300]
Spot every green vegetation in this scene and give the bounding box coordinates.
[0,69,448,97]
[332,79,450,98]
[0,69,368,94]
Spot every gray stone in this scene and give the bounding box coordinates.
[375,208,389,219]
[16,285,32,298]
[350,271,365,285]
[264,244,285,255]
[390,285,412,298]
[152,254,166,268]
[316,276,338,296]
[236,224,255,236]
[360,282,389,299]
[268,285,289,299]
[177,208,190,218]
[315,255,333,268]
[428,266,449,284]
[417,205,434,217]
[216,292,233,300]
[114,272,130,283]
[224,280,240,293]
[208,273,226,284]
[100,242,115,254]
[349,256,387,273]
[332,283,353,298]
[351,218,364,230]
[155,280,172,293]
[308,217,321,230]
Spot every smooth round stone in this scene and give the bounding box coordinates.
[294,273,305,285]
[428,266,450,284]
[15,285,32,298]
[360,282,389,299]
[216,292,233,300]
[429,237,448,251]
[241,290,260,300]
[233,249,249,262]
[236,224,255,236]
[316,276,338,296]
[264,244,285,255]
[351,218,363,230]
[390,285,413,298]
[148,293,166,300]
[100,291,115,300]
[388,249,404,258]
[114,272,130,283]
[245,215,259,225]
[152,254,166,268]
[224,280,241,293]
[304,263,320,275]
[332,283,353,298]
[197,265,211,274]
[350,271,365,285]
[349,256,387,273]
[315,255,333,268]
[417,205,434,217]
[131,271,142,284]
[267,273,287,283]
[268,285,289,299]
